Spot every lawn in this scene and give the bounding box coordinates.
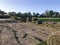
[38,18,60,22]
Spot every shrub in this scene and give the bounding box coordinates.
[38,20,42,24]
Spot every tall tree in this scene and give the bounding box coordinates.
[28,12,32,22]
[33,12,36,17]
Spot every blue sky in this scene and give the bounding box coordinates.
[0,0,60,14]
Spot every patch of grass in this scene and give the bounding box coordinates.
[38,18,60,22]
[37,41,47,45]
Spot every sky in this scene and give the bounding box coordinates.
[0,0,60,14]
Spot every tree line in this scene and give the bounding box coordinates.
[0,10,60,22]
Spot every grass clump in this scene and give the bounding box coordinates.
[37,41,47,45]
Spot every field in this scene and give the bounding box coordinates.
[0,22,60,45]
[0,18,60,45]
[38,18,60,21]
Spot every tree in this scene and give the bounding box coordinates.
[45,10,54,17]
[17,12,22,17]
[28,12,32,22]
[53,12,59,18]
[39,14,46,18]
[8,12,16,16]
[35,13,40,18]
[0,10,6,15]
[45,10,49,17]
[49,10,54,17]
[23,12,32,22]
[8,12,17,20]
[33,12,36,17]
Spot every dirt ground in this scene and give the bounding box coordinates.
[0,22,60,45]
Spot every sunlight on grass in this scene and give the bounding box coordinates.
[37,41,47,45]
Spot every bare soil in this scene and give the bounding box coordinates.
[0,22,60,45]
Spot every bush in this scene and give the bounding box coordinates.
[38,20,42,24]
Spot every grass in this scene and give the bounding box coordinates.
[37,41,47,45]
[38,18,60,22]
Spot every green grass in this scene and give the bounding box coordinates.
[37,41,47,45]
[38,18,60,22]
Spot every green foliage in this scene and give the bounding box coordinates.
[0,10,6,14]
[0,9,60,22]
[37,41,47,45]
[39,10,60,18]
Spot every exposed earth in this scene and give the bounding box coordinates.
[0,22,60,45]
